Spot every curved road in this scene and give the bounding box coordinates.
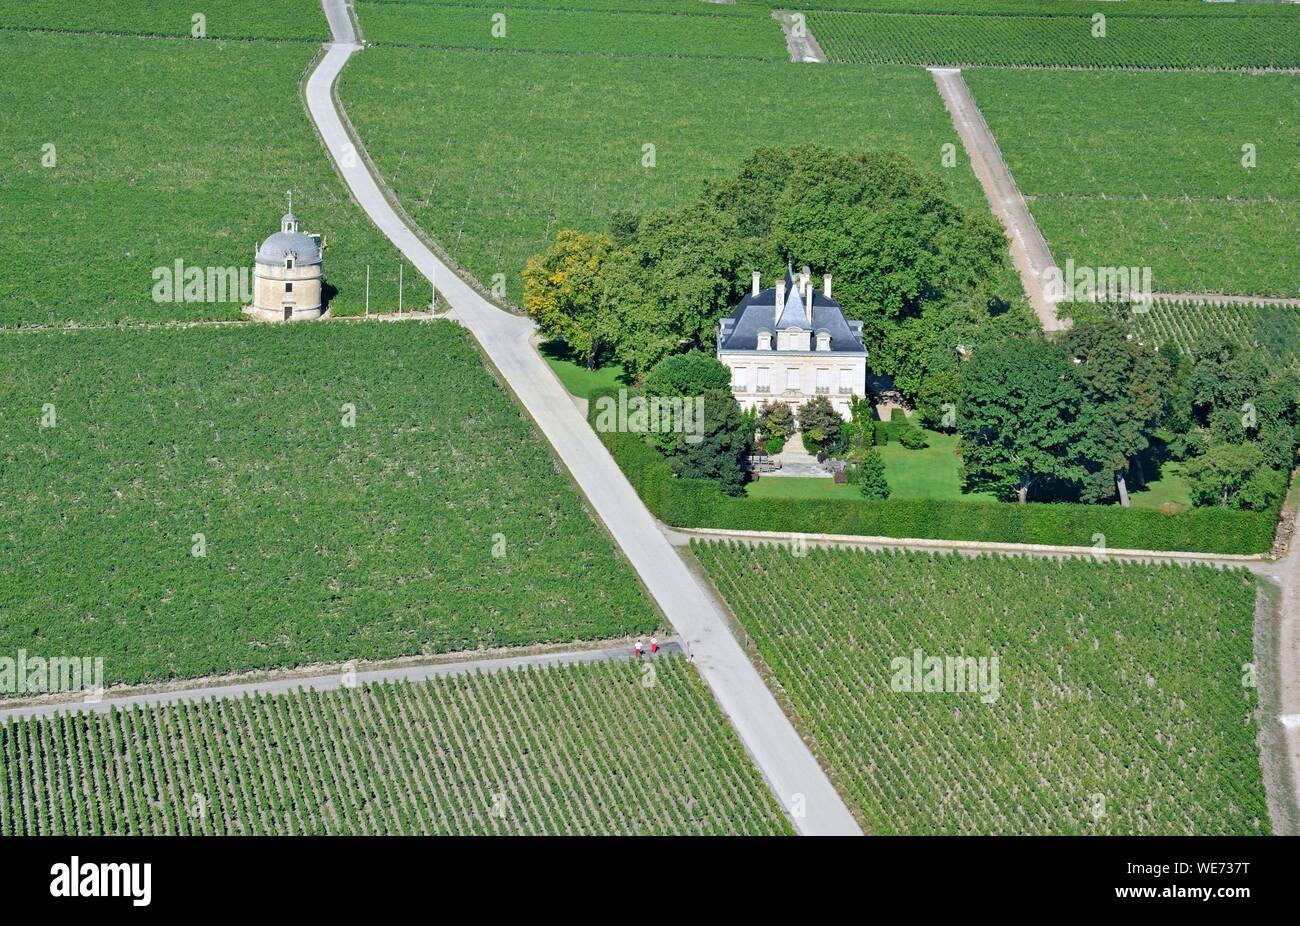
[306,0,860,836]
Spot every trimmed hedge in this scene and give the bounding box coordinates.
[589,387,1277,554]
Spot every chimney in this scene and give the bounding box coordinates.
[775,280,786,322]
[823,273,832,298]
[752,271,760,297]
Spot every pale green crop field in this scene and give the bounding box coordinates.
[339,46,985,303]
[698,543,1269,835]
[967,69,1300,297]
[0,322,654,688]
[0,29,424,326]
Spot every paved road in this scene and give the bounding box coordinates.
[305,0,861,836]
[1271,523,1300,832]
[0,641,682,722]
[930,67,1066,335]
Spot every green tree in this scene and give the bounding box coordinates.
[602,202,742,376]
[522,230,618,370]
[1184,442,1282,511]
[665,389,749,496]
[856,448,890,499]
[643,351,733,453]
[843,395,875,449]
[1063,318,1173,505]
[958,338,1087,503]
[757,400,795,443]
[798,396,843,455]
[644,350,731,398]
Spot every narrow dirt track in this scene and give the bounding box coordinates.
[0,640,682,722]
[930,67,1065,334]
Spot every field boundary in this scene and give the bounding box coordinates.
[1150,292,1300,308]
[670,526,1272,569]
[930,67,1064,334]
[773,9,827,62]
[0,637,680,721]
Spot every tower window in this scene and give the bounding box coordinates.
[285,282,294,294]
[285,257,294,269]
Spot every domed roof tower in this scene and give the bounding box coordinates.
[246,192,325,322]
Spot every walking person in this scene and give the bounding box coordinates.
[634,638,643,659]
[650,634,659,655]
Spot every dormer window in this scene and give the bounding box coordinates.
[758,331,772,351]
[816,331,831,351]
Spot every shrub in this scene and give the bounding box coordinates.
[857,448,890,500]
[764,436,785,455]
[798,396,842,454]
[898,426,929,450]
[588,387,1276,554]
[757,400,795,442]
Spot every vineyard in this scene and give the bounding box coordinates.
[0,29,422,327]
[0,0,327,39]
[0,322,652,689]
[0,657,792,835]
[696,542,1270,835]
[808,9,1299,70]
[339,47,984,304]
[966,69,1300,298]
[1131,300,1299,369]
[355,0,786,59]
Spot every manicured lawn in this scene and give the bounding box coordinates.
[1129,463,1192,512]
[746,428,997,503]
[877,428,996,503]
[747,476,861,501]
[539,340,631,400]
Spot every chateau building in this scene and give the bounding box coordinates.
[246,196,325,322]
[716,264,868,418]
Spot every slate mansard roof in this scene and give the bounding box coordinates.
[717,265,866,355]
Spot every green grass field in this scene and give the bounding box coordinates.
[809,9,1299,70]
[0,29,423,327]
[540,342,632,400]
[698,542,1269,834]
[338,46,985,304]
[356,0,787,59]
[747,427,1187,507]
[1128,463,1191,514]
[0,322,653,690]
[876,428,997,502]
[0,0,326,40]
[0,657,793,835]
[966,69,1300,298]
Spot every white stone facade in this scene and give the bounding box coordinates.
[719,352,867,417]
[716,265,868,419]
[245,208,325,322]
